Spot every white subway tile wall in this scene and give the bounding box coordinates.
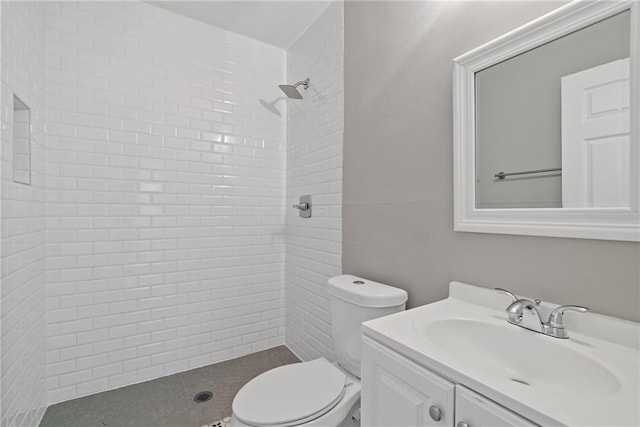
[285,2,344,361]
[1,2,48,426]
[44,2,287,403]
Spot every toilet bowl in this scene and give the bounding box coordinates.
[230,275,408,427]
[231,358,361,427]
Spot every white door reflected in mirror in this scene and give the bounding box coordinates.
[561,58,630,208]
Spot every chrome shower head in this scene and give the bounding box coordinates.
[279,78,310,99]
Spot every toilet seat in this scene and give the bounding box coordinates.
[232,358,347,427]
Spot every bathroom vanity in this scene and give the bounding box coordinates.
[360,282,640,427]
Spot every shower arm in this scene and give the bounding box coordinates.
[294,78,310,90]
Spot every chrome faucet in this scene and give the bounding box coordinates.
[495,288,588,339]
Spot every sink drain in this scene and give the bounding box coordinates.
[510,378,530,386]
[194,391,214,403]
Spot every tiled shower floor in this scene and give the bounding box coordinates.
[39,346,300,427]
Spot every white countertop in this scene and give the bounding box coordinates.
[362,281,640,427]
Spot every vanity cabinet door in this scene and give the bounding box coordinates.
[455,385,538,427]
[362,336,455,427]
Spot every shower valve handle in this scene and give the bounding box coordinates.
[292,195,312,218]
[292,202,310,211]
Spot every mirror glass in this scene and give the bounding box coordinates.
[475,11,630,209]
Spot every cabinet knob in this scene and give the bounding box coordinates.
[428,405,442,421]
[457,422,470,427]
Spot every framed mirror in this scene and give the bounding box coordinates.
[453,0,640,241]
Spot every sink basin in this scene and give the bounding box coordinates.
[422,319,620,397]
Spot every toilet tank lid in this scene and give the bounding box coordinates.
[328,275,408,308]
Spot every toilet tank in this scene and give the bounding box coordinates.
[328,275,408,378]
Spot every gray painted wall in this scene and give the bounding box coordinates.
[343,1,640,322]
[476,11,629,209]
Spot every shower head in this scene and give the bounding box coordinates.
[279,78,310,99]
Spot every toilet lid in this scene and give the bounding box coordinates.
[233,358,347,426]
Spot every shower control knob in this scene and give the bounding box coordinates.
[457,422,470,427]
[428,405,442,421]
[292,195,312,218]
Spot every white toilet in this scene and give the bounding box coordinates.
[231,274,408,427]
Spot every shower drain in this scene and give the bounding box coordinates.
[194,391,214,403]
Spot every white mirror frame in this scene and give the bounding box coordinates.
[453,0,640,242]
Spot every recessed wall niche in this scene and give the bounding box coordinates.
[12,95,31,185]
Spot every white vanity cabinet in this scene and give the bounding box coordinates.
[361,281,640,426]
[361,337,455,426]
[455,385,537,427]
[362,336,538,427]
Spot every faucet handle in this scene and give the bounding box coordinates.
[548,305,589,327]
[495,288,518,302]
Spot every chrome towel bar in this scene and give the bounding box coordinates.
[494,167,561,180]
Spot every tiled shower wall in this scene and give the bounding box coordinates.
[0,0,344,411]
[285,2,344,361]
[1,1,48,426]
[44,2,286,403]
